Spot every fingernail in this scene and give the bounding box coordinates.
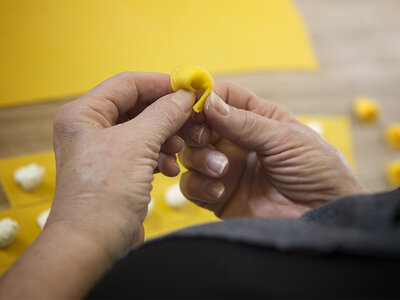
[176,136,185,151]
[205,181,225,200]
[206,152,228,176]
[171,90,195,113]
[172,161,181,173]
[190,125,205,144]
[211,92,229,116]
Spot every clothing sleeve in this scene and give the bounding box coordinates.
[301,188,400,231]
[87,188,400,298]
[86,237,400,299]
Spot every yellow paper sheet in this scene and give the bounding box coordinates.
[0,115,354,275]
[0,0,317,107]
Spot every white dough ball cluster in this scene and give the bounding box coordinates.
[37,208,51,231]
[0,218,20,249]
[14,163,45,191]
[164,183,187,209]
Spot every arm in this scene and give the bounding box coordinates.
[0,223,112,298]
[0,72,195,299]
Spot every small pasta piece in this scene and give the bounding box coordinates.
[165,183,187,209]
[385,123,400,149]
[353,96,380,123]
[0,218,19,249]
[147,197,155,215]
[37,208,51,231]
[305,120,324,136]
[386,161,400,188]
[14,163,45,191]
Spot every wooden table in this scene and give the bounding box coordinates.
[1,0,399,207]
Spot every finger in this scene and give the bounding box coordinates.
[191,110,207,123]
[213,81,294,122]
[161,135,184,154]
[129,90,195,145]
[85,72,173,118]
[178,119,213,147]
[56,72,172,130]
[204,92,287,154]
[180,171,225,204]
[158,152,180,177]
[126,74,214,121]
[179,145,229,178]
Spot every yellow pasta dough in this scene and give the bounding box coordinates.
[386,161,400,187]
[385,123,400,149]
[353,96,380,123]
[170,66,214,113]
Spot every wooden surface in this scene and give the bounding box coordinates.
[1,0,399,203]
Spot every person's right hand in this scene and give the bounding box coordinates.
[179,82,367,219]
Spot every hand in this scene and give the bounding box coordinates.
[0,72,196,299]
[179,82,367,219]
[49,72,194,258]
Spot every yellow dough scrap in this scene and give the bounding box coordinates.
[386,161,400,187]
[385,123,400,149]
[170,66,214,113]
[353,96,380,123]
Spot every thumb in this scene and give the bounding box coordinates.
[204,92,283,153]
[130,90,195,144]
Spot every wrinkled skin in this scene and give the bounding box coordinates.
[179,82,367,219]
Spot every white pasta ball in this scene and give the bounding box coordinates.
[147,197,155,215]
[0,218,20,249]
[37,208,51,231]
[306,120,324,136]
[14,163,45,191]
[165,183,187,209]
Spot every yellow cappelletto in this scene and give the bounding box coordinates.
[353,96,380,123]
[386,161,400,187]
[385,123,400,149]
[170,66,214,113]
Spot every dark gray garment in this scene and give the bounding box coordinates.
[142,188,400,258]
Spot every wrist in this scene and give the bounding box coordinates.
[49,191,144,259]
[43,220,117,265]
[45,211,140,262]
[0,218,117,298]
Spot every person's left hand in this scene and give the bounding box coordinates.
[49,72,195,259]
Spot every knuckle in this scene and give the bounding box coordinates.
[53,100,88,141]
[153,105,182,139]
[240,111,260,135]
[177,146,189,166]
[114,71,138,81]
[53,102,74,133]
[179,172,192,199]
[164,107,180,126]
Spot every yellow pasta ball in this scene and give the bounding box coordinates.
[386,161,400,187]
[385,123,400,149]
[353,96,380,123]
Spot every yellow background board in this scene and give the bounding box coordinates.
[0,115,353,275]
[0,0,317,107]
